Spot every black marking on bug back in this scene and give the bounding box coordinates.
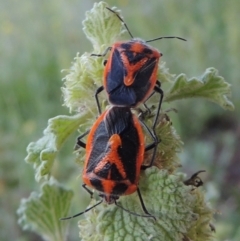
[142,47,153,55]
[105,107,132,136]
[94,162,111,179]
[112,183,128,196]
[125,51,147,65]
[90,177,104,193]
[117,120,140,183]
[86,121,110,173]
[106,48,126,93]
[108,83,137,106]
[120,42,132,50]
[95,162,123,181]
[110,163,124,181]
[132,57,157,103]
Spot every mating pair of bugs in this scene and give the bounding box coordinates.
[61,7,186,221]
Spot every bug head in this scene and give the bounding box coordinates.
[100,193,119,204]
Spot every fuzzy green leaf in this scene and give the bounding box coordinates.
[25,113,90,182]
[62,52,108,113]
[164,67,234,110]
[83,2,123,51]
[155,113,183,171]
[17,180,73,241]
[157,61,176,84]
[78,168,214,241]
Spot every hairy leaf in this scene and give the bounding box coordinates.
[78,168,214,241]
[25,113,90,182]
[17,180,73,241]
[164,68,234,110]
[83,2,123,51]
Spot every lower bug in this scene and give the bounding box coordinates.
[60,106,158,220]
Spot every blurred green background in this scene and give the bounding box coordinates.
[0,0,239,240]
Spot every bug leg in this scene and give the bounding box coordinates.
[141,144,158,170]
[152,83,164,133]
[60,185,104,220]
[60,199,103,220]
[156,80,161,87]
[95,86,104,115]
[140,119,159,145]
[82,184,94,199]
[141,80,163,144]
[144,142,159,152]
[141,82,164,169]
[74,130,90,150]
[141,80,161,114]
[140,121,159,170]
[60,185,100,220]
[136,188,156,220]
[114,188,155,220]
[91,46,112,57]
[143,102,151,115]
[103,59,107,66]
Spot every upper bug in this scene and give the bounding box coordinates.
[93,7,186,135]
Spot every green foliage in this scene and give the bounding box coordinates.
[0,0,237,240]
[164,68,234,111]
[83,2,123,50]
[62,53,103,113]
[25,114,88,182]
[78,168,213,241]
[17,2,234,241]
[17,180,73,241]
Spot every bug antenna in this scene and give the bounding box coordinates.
[114,201,156,220]
[146,36,187,43]
[106,7,134,39]
[60,200,103,221]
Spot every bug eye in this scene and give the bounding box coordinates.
[103,60,107,66]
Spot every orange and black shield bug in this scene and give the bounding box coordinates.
[93,7,186,137]
[60,106,158,220]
